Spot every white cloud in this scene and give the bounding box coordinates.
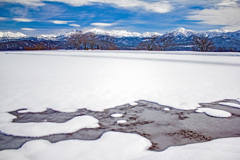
[49,20,73,24]
[217,0,239,6]
[2,0,173,13]
[0,0,44,6]
[91,23,113,27]
[0,17,8,21]
[21,28,36,31]
[69,24,81,27]
[13,18,34,22]
[187,0,240,31]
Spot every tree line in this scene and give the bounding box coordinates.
[68,31,217,52]
[68,31,117,50]
[137,33,216,52]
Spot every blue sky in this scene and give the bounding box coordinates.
[0,0,239,35]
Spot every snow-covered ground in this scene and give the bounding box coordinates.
[0,50,240,159]
[0,115,99,137]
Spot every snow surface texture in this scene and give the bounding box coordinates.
[0,131,240,160]
[0,50,240,159]
[219,102,240,109]
[0,115,99,137]
[0,50,239,113]
[196,108,232,118]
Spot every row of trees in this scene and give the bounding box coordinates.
[137,34,216,52]
[137,33,175,51]
[68,31,117,50]
[68,31,221,52]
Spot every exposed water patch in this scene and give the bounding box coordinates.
[0,99,240,152]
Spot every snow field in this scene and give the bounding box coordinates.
[0,50,240,113]
[219,102,240,109]
[0,50,240,160]
[196,108,232,118]
[0,115,99,137]
[163,107,170,111]
[117,120,127,124]
[129,102,138,106]
[0,131,240,160]
[111,113,124,118]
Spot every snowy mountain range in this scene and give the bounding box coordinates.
[0,28,163,40]
[0,28,239,51]
[0,27,233,40]
[0,31,27,39]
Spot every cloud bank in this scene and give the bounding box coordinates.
[2,0,173,13]
[187,0,240,31]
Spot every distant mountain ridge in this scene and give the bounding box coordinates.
[0,27,235,39]
[0,28,239,51]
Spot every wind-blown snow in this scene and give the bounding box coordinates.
[196,108,232,118]
[0,115,99,137]
[0,131,239,160]
[219,102,240,109]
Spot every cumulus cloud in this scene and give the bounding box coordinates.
[13,18,34,22]
[187,0,240,31]
[21,28,36,31]
[0,17,8,20]
[2,0,173,13]
[91,23,113,27]
[69,24,81,27]
[49,20,73,24]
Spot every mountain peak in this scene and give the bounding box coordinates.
[172,27,194,36]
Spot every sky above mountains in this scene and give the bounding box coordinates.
[0,0,239,35]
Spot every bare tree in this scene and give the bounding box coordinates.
[137,34,175,51]
[192,36,215,51]
[68,31,84,50]
[97,34,117,50]
[86,32,97,50]
[137,35,158,51]
[81,33,88,50]
[157,33,175,51]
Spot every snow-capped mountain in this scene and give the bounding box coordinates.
[36,34,59,40]
[85,28,161,38]
[0,31,27,39]
[0,28,234,40]
[170,27,232,38]
[0,28,239,51]
[171,27,196,37]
